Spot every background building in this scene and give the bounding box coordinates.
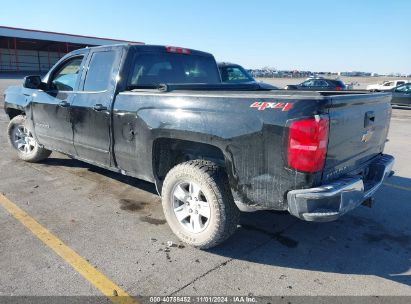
[0,26,143,73]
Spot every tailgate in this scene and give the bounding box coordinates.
[323,93,391,182]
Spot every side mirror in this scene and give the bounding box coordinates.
[23,75,45,90]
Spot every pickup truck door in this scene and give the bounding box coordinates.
[391,83,411,106]
[70,47,123,166]
[31,55,87,154]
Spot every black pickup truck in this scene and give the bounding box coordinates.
[4,44,394,248]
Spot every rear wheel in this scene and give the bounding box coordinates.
[7,115,51,162]
[161,160,240,249]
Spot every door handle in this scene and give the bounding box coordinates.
[92,104,108,111]
[58,100,70,107]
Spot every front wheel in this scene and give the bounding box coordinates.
[161,160,240,249]
[7,115,51,162]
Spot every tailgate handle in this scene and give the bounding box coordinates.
[364,111,375,128]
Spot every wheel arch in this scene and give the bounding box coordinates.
[5,107,25,120]
[152,137,227,195]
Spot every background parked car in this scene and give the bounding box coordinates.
[218,62,278,89]
[390,83,411,106]
[366,80,410,91]
[285,78,347,90]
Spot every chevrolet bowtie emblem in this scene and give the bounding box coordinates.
[361,129,374,143]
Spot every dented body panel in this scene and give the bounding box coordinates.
[112,90,330,210]
[3,44,393,214]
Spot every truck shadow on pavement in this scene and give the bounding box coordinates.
[211,175,411,288]
[39,156,411,288]
[39,156,158,195]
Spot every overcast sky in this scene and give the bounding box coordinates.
[1,0,410,74]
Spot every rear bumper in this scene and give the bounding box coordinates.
[287,154,394,222]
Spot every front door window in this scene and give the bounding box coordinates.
[50,57,83,91]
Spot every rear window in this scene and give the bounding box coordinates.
[128,53,220,86]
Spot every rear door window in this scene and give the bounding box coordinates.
[128,53,220,86]
[83,51,117,91]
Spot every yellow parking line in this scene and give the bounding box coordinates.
[383,182,411,193]
[0,194,138,304]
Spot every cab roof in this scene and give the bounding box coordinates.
[72,43,214,58]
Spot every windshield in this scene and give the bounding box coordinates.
[219,65,254,83]
[128,53,221,86]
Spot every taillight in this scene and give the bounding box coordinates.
[287,117,329,173]
[165,46,190,55]
[335,86,342,91]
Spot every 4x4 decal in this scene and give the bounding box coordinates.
[250,101,293,111]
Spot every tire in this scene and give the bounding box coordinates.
[161,160,240,249]
[7,115,52,162]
